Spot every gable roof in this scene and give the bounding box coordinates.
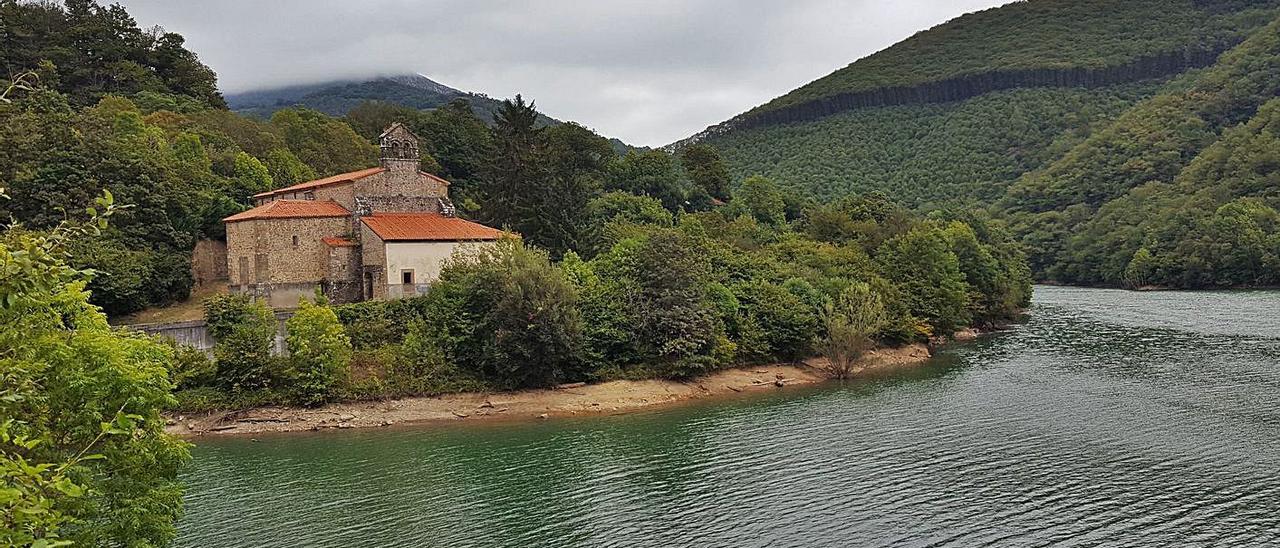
[361,212,504,242]
[253,167,387,199]
[223,199,351,222]
[378,122,420,142]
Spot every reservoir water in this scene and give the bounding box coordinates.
[176,286,1280,547]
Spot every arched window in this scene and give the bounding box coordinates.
[389,141,401,158]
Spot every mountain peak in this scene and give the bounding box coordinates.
[382,74,466,97]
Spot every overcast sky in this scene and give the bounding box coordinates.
[115,0,1009,146]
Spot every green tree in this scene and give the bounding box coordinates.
[820,282,887,379]
[285,298,353,406]
[205,294,277,391]
[227,151,273,203]
[731,279,818,362]
[876,224,971,335]
[582,191,672,256]
[423,240,585,388]
[0,192,189,546]
[679,143,731,201]
[269,107,377,176]
[732,175,787,226]
[607,150,691,213]
[591,230,731,377]
[261,148,317,188]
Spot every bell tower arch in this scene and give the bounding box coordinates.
[378,122,420,172]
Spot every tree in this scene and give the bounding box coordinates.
[820,282,887,379]
[591,229,731,377]
[607,150,691,213]
[876,224,971,335]
[423,240,585,388]
[582,191,672,256]
[732,175,786,226]
[205,293,277,391]
[269,107,377,177]
[0,192,189,546]
[730,279,818,362]
[680,143,731,201]
[262,148,316,188]
[285,298,352,406]
[227,151,273,203]
[477,98,612,256]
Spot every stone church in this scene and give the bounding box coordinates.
[223,123,503,307]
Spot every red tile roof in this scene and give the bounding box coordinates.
[253,167,387,198]
[361,212,504,242]
[421,171,451,187]
[321,236,358,247]
[223,200,351,222]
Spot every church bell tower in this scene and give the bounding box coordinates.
[378,122,420,172]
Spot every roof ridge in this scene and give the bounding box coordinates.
[253,166,388,198]
[223,198,351,222]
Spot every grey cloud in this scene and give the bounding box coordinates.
[116,0,1010,146]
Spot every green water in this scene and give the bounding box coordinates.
[176,286,1280,547]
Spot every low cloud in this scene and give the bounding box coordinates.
[116,0,1009,146]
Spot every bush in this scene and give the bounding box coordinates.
[166,340,216,389]
[285,299,353,406]
[205,294,278,391]
[821,282,888,379]
[731,279,819,363]
[423,240,585,389]
[333,296,433,350]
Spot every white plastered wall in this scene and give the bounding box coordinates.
[383,240,495,287]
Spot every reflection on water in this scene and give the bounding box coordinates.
[177,286,1280,547]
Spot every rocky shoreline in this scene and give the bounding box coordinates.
[167,343,934,438]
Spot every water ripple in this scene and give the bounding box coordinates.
[176,286,1280,547]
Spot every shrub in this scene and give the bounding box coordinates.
[205,294,277,391]
[731,279,819,362]
[821,282,888,379]
[333,296,432,350]
[285,299,353,406]
[423,240,586,389]
[166,340,216,389]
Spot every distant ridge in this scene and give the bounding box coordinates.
[226,74,636,154]
[224,73,551,126]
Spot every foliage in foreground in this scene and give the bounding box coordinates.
[0,193,189,546]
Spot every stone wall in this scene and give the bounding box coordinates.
[324,244,363,303]
[191,239,228,287]
[355,169,447,201]
[360,224,388,299]
[226,216,350,288]
[254,181,356,209]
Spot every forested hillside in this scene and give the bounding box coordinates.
[225,74,559,127]
[696,0,1280,289]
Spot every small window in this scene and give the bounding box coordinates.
[401,270,415,285]
[303,191,315,201]
[291,235,299,247]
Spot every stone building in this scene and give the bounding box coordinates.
[224,123,504,307]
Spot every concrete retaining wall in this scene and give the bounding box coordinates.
[129,310,294,355]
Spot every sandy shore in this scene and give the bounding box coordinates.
[167,343,932,437]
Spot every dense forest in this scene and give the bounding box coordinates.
[699,0,1280,289]
[734,0,1279,119]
